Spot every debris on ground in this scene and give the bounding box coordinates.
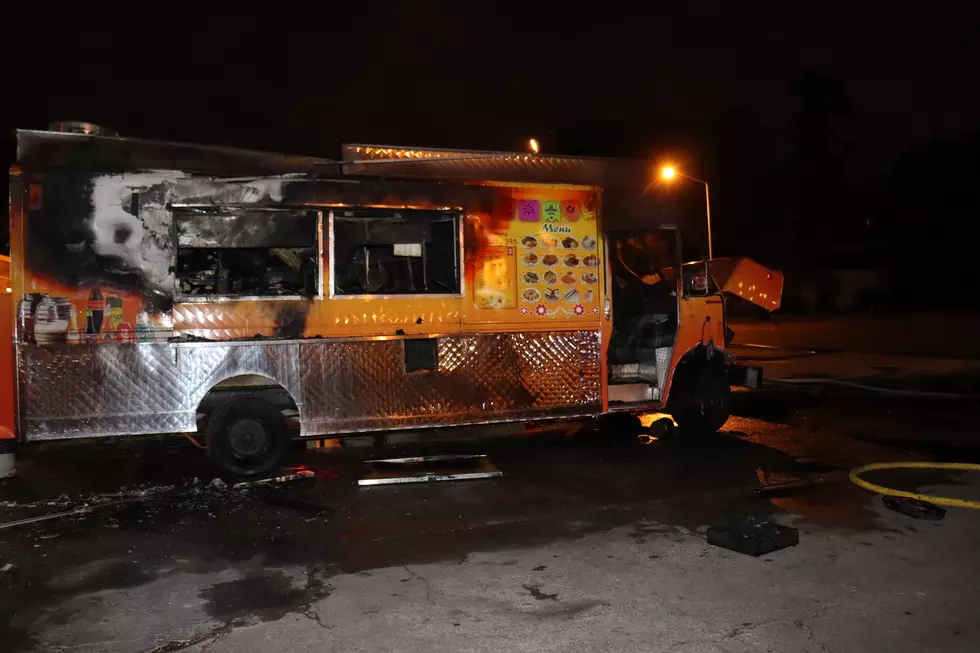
[232,468,316,489]
[0,562,14,572]
[0,467,328,531]
[882,495,946,521]
[706,516,800,557]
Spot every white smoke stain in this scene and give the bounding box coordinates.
[86,174,288,294]
[88,172,186,293]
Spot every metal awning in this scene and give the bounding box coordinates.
[342,143,654,187]
[342,144,674,231]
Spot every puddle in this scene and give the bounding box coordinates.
[201,567,332,624]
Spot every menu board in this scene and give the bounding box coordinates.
[473,243,518,309]
[475,194,600,319]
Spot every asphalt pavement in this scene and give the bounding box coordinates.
[2,318,980,652]
[730,313,980,359]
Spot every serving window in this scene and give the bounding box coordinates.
[331,209,461,297]
[175,209,319,300]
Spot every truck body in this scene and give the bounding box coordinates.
[6,127,783,475]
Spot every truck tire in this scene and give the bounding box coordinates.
[206,396,289,477]
[668,361,732,435]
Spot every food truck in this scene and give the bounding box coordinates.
[5,123,783,476]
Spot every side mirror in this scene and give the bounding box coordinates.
[683,260,710,296]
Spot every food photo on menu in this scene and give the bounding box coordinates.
[522,287,541,302]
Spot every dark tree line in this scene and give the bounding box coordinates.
[551,69,978,312]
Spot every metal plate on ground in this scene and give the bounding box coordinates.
[358,454,503,486]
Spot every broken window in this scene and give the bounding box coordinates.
[332,209,460,296]
[175,210,318,298]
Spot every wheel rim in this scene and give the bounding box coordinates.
[227,417,270,460]
[696,388,724,417]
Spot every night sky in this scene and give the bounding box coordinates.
[7,2,980,310]
[7,3,979,171]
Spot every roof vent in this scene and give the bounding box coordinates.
[47,122,119,137]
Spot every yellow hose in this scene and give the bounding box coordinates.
[849,461,980,510]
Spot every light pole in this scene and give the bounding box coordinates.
[660,165,713,260]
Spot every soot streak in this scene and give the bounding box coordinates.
[275,303,311,339]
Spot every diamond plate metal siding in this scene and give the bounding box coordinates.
[299,331,601,434]
[18,331,600,440]
[18,342,302,440]
[656,346,672,387]
[173,304,254,340]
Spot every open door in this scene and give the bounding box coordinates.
[605,228,681,407]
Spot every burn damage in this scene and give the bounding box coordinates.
[176,211,316,249]
[274,303,312,339]
[25,171,184,295]
[19,135,567,345]
[12,132,614,446]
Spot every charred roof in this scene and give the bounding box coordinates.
[14,130,676,230]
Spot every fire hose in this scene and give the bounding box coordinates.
[732,341,980,400]
[733,342,980,509]
[849,462,980,510]
[769,376,980,507]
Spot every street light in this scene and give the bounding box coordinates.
[528,138,540,154]
[658,164,713,260]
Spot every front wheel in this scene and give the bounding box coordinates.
[206,396,290,477]
[668,361,732,434]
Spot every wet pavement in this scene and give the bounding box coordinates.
[2,387,980,652]
[729,314,980,360]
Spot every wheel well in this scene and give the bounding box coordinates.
[675,344,727,372]
[667,345,727,404]
[196,375,299,431]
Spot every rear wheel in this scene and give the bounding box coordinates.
[668,360,732,434]
[206,396,289,477]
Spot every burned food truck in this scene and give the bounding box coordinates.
[6,125,783,476]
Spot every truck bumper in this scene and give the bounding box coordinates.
[729,364,764,390]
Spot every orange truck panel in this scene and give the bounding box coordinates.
[0,255,14,440]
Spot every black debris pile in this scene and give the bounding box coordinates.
[706,516,799,557]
